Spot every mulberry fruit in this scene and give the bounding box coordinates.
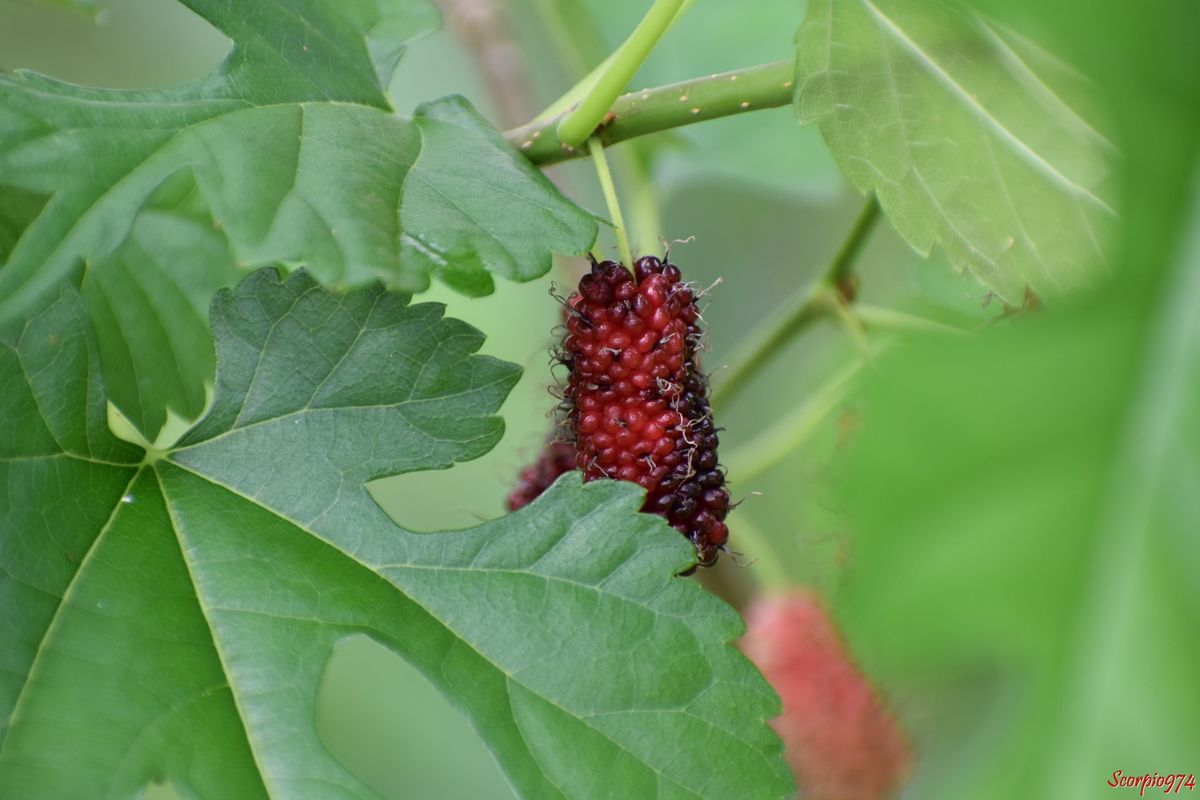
[562,255,731,567]
[742,591,911,800]
[506,440,576,511]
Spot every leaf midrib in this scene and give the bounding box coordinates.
[0,467,141,759]
[975,19,1115,152]
[154,466,274,799]
[859,0,1115,214]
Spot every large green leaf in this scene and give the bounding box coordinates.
[794,0,1117,303]
[0,269,790,799]
[831,0,1200,793]
[0,0,597,437]
[79,176,241,440]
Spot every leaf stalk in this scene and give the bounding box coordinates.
[555,0,689,147]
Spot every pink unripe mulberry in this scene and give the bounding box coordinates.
[742,590,911,800]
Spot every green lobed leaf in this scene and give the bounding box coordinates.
[80,175,242,439]
[0,269,791,799]
[794,0,1118,303]
[830,0,1200,794]
[0,0,597,438]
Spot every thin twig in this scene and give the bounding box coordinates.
[711,196,881,410]
[722,360,865,486]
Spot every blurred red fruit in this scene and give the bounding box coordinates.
[506,440,576,511]
[742,590,910,800]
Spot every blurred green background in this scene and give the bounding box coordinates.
[0,1,1107,798]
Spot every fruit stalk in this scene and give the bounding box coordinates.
[588,137,634,268]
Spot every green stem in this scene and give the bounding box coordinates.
[530,0,665,256]
[826,195,882,291]
[710,283,825,411]
[822,288,872,359]
[589,137,633,268]
[533,51,619,124]
[722,361,865,486]
[854,304,968,335]
[510,60,795,165]
[710,196,881,410]
[556,0,689,148]
[533,0,696,125]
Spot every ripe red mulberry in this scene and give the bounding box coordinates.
[562,255,730,567]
